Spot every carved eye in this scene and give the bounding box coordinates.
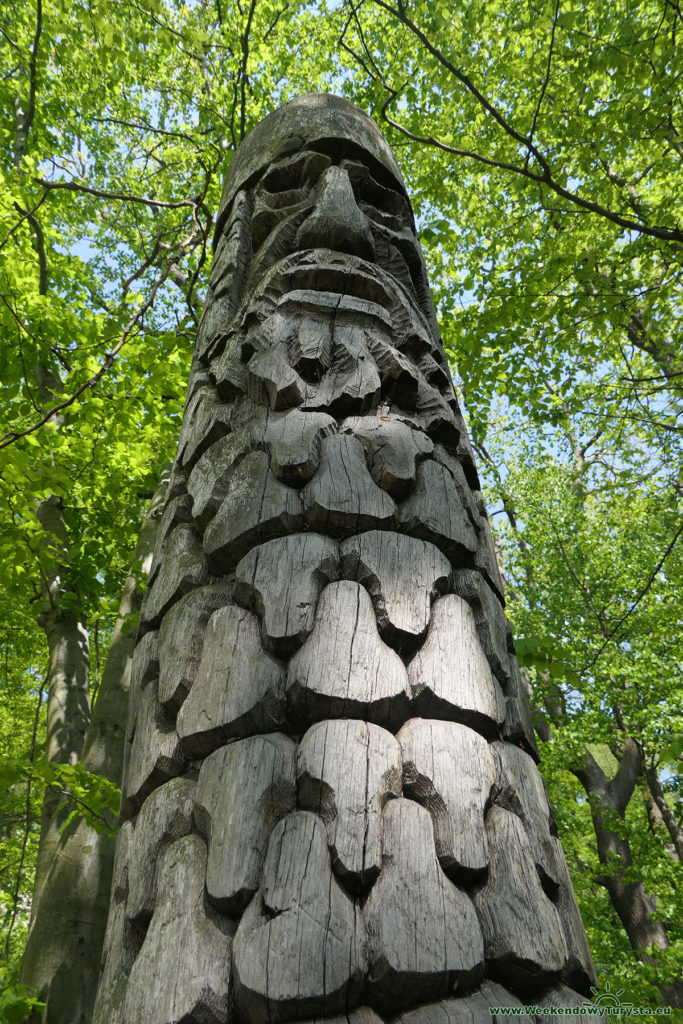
[340,159,411,230]
[261,152,332,195]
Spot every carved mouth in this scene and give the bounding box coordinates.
[262,248,430,330]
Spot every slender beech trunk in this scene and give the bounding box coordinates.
[20,469,170,1024]
[93,95,596,1024]
[574,743,683,1007]
[29,496,91,924]
[641,757,683,861]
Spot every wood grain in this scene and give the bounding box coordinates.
[398,719,496,881]
[407,595,506,735]
[340,530,451,650]
[234,533,339,655]
[303,434,396,538]
[232,812,366,1022]
[287,581,410,728]
[122,835,233,1024]
[122,680,186,820]
[194,734,297,917]
[176,604,286,757]
[364,798,484,1015]
[471,806,566,992]
[203,449,304,572]
[297,719,402,891]
[126,777,196,923]
[341,414,433,499]
[157,583,233,711]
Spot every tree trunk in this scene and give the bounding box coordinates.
[574,743,683,1007]
[20,469,170,1024]
[29,495,91,922]
[92,94,596,1024]
[641,757,683,861]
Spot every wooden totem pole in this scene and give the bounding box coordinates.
[92,95,596,1024]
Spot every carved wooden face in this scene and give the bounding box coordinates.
[199,126,454,431]
[248,147,426,310]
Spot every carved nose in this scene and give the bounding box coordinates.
[295,166,376,261]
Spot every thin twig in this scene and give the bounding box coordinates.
[584,520,683,672]
[525,0,561,171]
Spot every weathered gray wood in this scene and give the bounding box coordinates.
[340,530,451,649]
[453,570,511,688]
[194,734,297,916]
[451,406,481,490]
[265,408,337,484]
[365,327,419,407]
[304,322,382,417]
[303,434,396,537]
[139,523,210,630]
[550,838,597,992]
[148,493,194,584]
[176,604,286,757]
[196,189,252,363]
[471,806,566,991]
[394,982,532,1022]
[187,430,250,530]
[232,811,366,1022]
[364,798,484,1015]
[212,329,250,400]
[122,835,233,1024]
[535,984,592,1020]
[92,822,139,1024]
[248,342,307,409]
[95,95,595,1024]
[297,719,402,891]
[187,403,270,524]
[215,95,405,234]
[407,595,506,735]
[398,719,496,881]
[175,385,234,471]
[127,629,158,714]
[503,655,540,762]
[122,681,186,820]
[416,352,452,393]
[471,490,506,602]
[235,533,339,655]
[203,449,304,571]
[341,414,433,498]
[126,777,196,923]
[492,741,563,887]
[287,582,410,728]
[157,583,233,711]
[288,315,333,379]
[412,374,460,448]
[398,460,477,560]
[298,1010,384,1024]
[431,445,479,526]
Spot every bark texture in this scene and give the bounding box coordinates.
[92,94,596,1023]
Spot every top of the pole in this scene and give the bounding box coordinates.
[214,93,406,243]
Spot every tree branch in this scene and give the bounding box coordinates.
[525,0,560,170]
[0,262,176,450]
[361,0,683,245]
[584,519,683,671]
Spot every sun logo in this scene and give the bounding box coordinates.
[589,981,633,1013]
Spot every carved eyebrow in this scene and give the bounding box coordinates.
[260,152,331,192]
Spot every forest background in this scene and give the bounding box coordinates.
[0,0,681,1016]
